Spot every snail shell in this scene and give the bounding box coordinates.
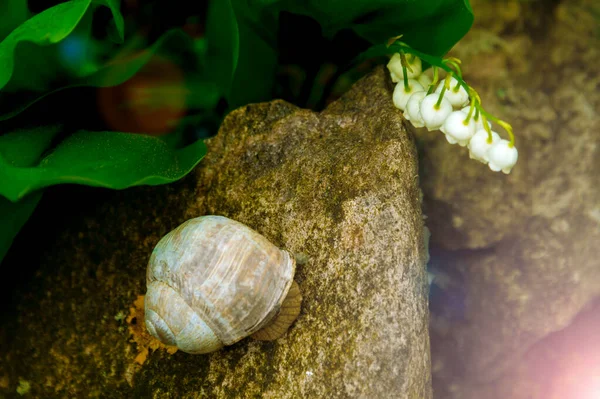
[144,215,301,354]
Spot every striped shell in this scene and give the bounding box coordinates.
[144,216,296,354]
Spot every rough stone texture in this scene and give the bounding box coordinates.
[422,0,600,397]
[0,67,432,398]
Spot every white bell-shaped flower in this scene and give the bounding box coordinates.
[404,91,427,128]
[420,93,453,131]
[436,77,469,108]
[393,79,424,111]
[488,139,518,174]
[461,106,491,131]
[417,73,432,91]
[387,53,422,82]
[440,110,476,146]
[468,129,500,164]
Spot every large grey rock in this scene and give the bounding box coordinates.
[0,67,432,398]
[422,0,600,397]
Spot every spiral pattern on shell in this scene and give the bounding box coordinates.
[144,216,296,354]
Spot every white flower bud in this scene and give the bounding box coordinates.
[488,139,518,174]
[440,110,476,146]
[417,73,432,91]
[461,106,491,131]
[436,77,469,108]
[468,129,500,164]
[387,53,422,82]
[404,91,427,128]
[392,79,424,111]
[420,93,453,131]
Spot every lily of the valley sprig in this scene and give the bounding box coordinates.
[386,36,518,174]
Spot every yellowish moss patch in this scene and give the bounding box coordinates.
[126,295,178,366]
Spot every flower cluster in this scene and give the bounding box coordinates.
[387,51,518,174]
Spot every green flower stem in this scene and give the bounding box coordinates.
[434,74,453,108]
[443,58,463,79]
[435,82,448,109]
[388,41,516,147]
[495,121,515,147]
[464,101,475,124]
[403,69,409,91]
[399,52,414,74]
[428,66,439,95]
[469,88,481,105]
[399,51,411,91]
[480,113,493,143]
[391,43,471,97]
[444,74,452,90]
[478,108,515,146]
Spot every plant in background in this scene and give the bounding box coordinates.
[0,0,474,263]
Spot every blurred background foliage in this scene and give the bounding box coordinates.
[0,0,473,263]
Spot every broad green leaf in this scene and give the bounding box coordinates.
[266,0,474,56]
[205,0,239,99]
[228,18,278,108]
[0,0,32,41]
[0,130,207,202]
[0,192,42,265]
[0,125,62,265]
[99,0,125,42]
[0,125,63,167]
[0,30,219,121]
[83,30,218,109]
[0,0,125,93]
[226,0,472,109]
[352,0,474,56]
[227,0,279,108]
[0,0,92,91]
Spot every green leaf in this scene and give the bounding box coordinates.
[352,42,469,88]
[97,0,125,42]
[268,0,474,56]
[205,0,239,99]
[0,0,32,41]
[0,125,63,167]
[353,0,474,56]
[0,192,42,265]
[226,0,472,109]
[0,30,219,121]
[227,0,279,108]
[0,125,58,265]
[0,0,92,91]
[0,130,207,202]
[0,0,125,93]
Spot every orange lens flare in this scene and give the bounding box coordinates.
[97,54,187,136]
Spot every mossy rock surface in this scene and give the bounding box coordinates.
[0,67,431,398]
